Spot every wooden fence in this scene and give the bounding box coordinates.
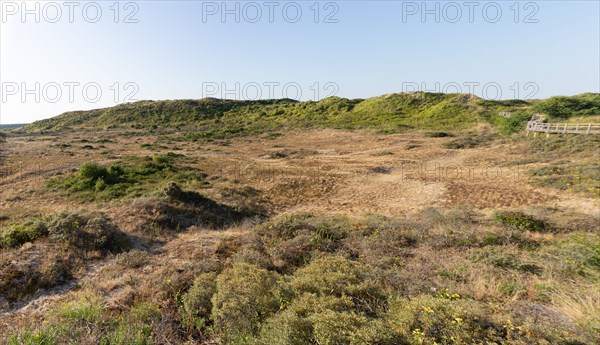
[526,121,600,135]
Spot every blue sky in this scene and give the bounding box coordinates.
[1,0,599,124]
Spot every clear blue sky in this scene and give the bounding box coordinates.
[1,0,599,124]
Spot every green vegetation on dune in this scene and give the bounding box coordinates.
[532,93,600,119]
[21,92,599,137]
[46,153,209,201]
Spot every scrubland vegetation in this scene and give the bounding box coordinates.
[46,153,209,201]
[19,93,600,137]
[3,210,598,344]
[1,92,599,344]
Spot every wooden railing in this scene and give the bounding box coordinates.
[526,121,600,134]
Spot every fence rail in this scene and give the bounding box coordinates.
[526,121,600,135]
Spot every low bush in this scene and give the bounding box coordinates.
[471,246,542,274]
[256,292,389,345]
[127,189,258,234]
[0,212,129,303]
[181,272,218,333]
[48,211,130,254]
[0,216,49,248]
[47,153,208,201]
[540,232,600,281]
[495,112,532,135]
[387,295,509,344]
[444,134,495,149]
[113,250,150,269]
[424,131,454,138]
[291,256,386,316]
[7,293,162,345]
[211,263,281,342]
[494,211,549,232]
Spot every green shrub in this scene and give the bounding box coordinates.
[532,95,600,119]
[255,308,314,345]
[255,294,351,345]
[494,211,549,232]
[387,295,504,344]
[0,216,49,248]
[496,112,532,135]
[257,293,395,345]
[211,263,281,342]
[443,134,495,149]
[182,272,218,332]
[311,309,371,345]
[291,256,386,315]
[424,131,454,138]
[47,153,206,201]
[100,302,161,345]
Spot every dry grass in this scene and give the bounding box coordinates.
[553,288,600,322]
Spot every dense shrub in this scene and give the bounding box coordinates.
[424,131,454,138]
[257,292,393,345]
[494,211,548,232]
[387,295,506,344]
[291,256,386,316]
[311,309,372,345]
[256,307,314,345]
[444,134,495,149]
[532,94,600,119]
[496,112,532,135]
[182,272,218,332]
[47,153,207,201]
[211,263,281,342]
[0,216,49,248]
